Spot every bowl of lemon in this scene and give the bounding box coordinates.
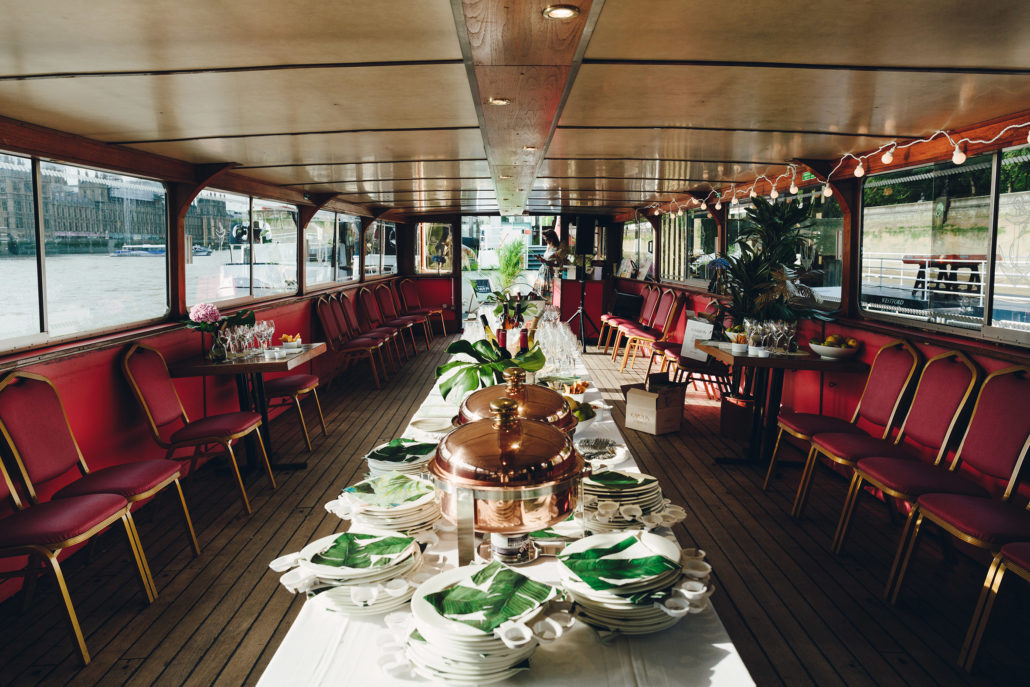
[808,334,860,360]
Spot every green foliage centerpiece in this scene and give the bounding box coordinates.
[435,338,545,402]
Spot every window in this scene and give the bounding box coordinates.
[417,223,453,274]
[250,198,298,296]
[185,192,297,304]
[660,209,717,283]
[860,154,993,332]
[618,219,654,280]
[0,153,41,345]
[801,188,844,305]
[336,214,360,281]
[305,209,335,287]
[383,222,397,275]
[989,146,1030,339]
[186,190,250,304]
[364,222,382,276]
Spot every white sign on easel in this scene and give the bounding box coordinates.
[680,319,714,361]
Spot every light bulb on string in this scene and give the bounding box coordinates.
[822,184,833,198]
[715,200,722,210]
[854,162,865,178]
[770,188,779,199]
[731,195,739,205]
[881,148,894,165]
[676,206,683,217]
[789,182,799,195]
[700,201,707,210]
[952,144,966,165]
[749,188,757,198]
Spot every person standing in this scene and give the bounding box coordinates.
[533,229,569,299]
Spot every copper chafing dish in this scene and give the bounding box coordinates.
[431,397,586,564]
[455,367,578,435]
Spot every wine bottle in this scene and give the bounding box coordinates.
[480,314,496,344]
[518,328,529,357]
[496,327,512,358]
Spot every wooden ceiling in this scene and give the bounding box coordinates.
[1,0,1029,218]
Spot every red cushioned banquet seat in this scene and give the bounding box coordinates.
[263,374,319,396]
[620,325,660,339]
[917,493,1030,546]
[0,493,127,548]
[811,432,915,462]
[856,457,988,498]
[1000,541,1030,571]
[777,411,865,438]
[343,337,385,350]
[54,460,182,500]
[170,411,262,443]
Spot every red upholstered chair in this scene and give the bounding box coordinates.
[829,350,981,552]
[960,540,1030,671]
[262,374,327,452]
[399,278,447,337]
[608,286,662,361]
[376,283,430,351]
[335,293,399,369]
[792,348,967,520]
[358,286,414,359]
[0,447,150,665]
[616,289,681,372]
[336,293,395,386]
[0,371,198,563]
[122,343,275,515]
[888,366,1030,605]
[600,285,658,355]
[763,339,919,491]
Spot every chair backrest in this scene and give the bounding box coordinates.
[122,343,187,442]
[0,457,24,510]
[893,351,980,462]
[851,340,920,437]
[330,295,355,338]
[951,366,1030,499]
[375,284,400,320]
[358,287,385,328]
[315,296,345,348]
[338,293,364,337]
[0,372,87,502]
[399,278,422,312]
[637,286,661,327]
[649,289,680,335]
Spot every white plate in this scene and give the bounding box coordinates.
[408,417,454,435]
[558,531,681,590]
[297,530,419,581]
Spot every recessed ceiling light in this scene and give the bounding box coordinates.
[499,174,512,179]
[522,146,536,152]
[542,5,580,19]
[487,97,511,106]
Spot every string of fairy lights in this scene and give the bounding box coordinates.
[647,121,1030,217]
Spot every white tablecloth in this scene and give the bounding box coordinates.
[259,344,754,687]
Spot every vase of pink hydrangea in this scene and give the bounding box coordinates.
[186,303,255,361]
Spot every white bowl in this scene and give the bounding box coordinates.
[281,340,302,349]
[808,343,859,360]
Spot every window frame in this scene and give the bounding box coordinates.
[0,152,171,353]
[857,149,1030,347]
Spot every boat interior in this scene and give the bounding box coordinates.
[1,1,1029,685]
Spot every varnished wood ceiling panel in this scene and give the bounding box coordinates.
[562,64,1030,138]
[588,0,1030,69]
[462,0,593,65]
[312,179,496,195]
[127,129,488,169]
[0,0,461,74]
[537,158,752,185]
[237,159,491,186]
[547,127,895,179]
[0,65,477,142]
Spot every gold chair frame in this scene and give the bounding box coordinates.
[398,277,447,338]
[122,343,275,515]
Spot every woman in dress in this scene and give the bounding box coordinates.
[534,229,569,299]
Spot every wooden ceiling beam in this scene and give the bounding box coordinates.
[452,0,602,215]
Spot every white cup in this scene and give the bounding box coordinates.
[730,342,748,355]
[495,621,535,649]
[619,504,643,520]
[596,500,618,517]
[681,547,706,561]
[677,579,711,602]
[349,585,379,606]
[383,578,410,597]
[655,596,691,617]
[682,558,713,580]
[758,349,771,358]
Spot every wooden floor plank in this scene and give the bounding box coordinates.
[2,336,1028,687]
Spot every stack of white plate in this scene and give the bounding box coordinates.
[327,472,440,535]
[273,530,426,615]
[405,562,558,685]
[558,531,706,635]
[364,438,439,477]
[580,470,685,533]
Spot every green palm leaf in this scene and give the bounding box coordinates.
[558,536,680,590]
[365,438,437,463]
[423,561,556,633]
[345,473,433,508]
[310,532,414,568]
[586,471,657,489]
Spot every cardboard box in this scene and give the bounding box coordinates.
[622,378,685,435]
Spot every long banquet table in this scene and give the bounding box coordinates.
[258,338,755,686]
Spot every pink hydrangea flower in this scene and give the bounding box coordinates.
[189,302,221,324]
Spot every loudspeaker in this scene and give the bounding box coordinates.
[575,216,596,255]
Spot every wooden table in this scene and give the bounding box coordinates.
[171,343,326,470]
[694,340,867,464]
